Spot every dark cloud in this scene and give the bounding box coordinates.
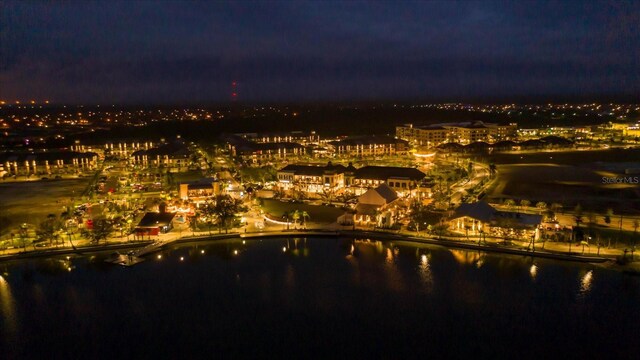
[0,0,638,103]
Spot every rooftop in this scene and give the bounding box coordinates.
[329,135,407,146]
[355,166,426,181]
[136,212,177,228]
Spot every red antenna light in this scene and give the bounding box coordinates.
[231,81,238,102]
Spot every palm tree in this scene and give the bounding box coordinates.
[282,211,291,230]
[550,202,563,215]
[632,219,639,259]
[504,199,516,210]
[291,210,301,229]
[300,211,310,229]
[571,205,584,252]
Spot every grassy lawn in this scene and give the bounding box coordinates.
[173,170,205,183]
[260,199,345,224]
[0,178,90,238]
[486,164,640,213]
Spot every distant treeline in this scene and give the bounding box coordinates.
[76,106,615,143]
[2,103,626,148]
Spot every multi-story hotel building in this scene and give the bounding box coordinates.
[277,162,346,193]
[224,134,307,164]
[396,122,517,146]
[234,131,320,144]
[0,151,99,176]
[130,141,192,171]
[277,162,427,197]
[328,136,409,157]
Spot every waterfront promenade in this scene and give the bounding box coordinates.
[0,222,633,267]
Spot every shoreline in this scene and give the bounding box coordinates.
[1,229,622,266]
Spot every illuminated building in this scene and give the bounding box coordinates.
[396,121,517,146]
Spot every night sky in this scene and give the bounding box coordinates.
[1,0,639,104]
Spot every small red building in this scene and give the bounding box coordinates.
[135,212,176,237]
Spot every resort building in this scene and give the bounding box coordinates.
[328,136,409,157]
[130,141,192,172]
[347,166,427,196]
[224,134,307,164]
[608,122,640,138]
[276,162,426,197]
[134,211,177,237]
[178,178,222,202]
[396,122,517,146]
[354,183,400,227]
[234,131,320,144]
[71,140,157,159]
[449,201,542,240]
[0,151,99,177]
[277,162,346,193]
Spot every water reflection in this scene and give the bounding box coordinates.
[2,236,640,360]
[289,237,309,257]
[385,248,394,264]
[418,254,434,292]
[450,249,485,267]
[0,275,18,335]
[530,264,538,280]
[579,270,593,297]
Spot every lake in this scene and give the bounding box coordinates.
[1,237,639,359]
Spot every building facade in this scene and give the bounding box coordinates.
[0,151,99,177]
[276,162,426,197]
[130,141,191,171]
[328,136,409,157]
[397,122,517,146]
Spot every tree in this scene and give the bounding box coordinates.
[238,166,276,184]
[489,163,496,177]
[190,209,201,235]
[35,214,61,247]
[201,201,216,235]
[632,219,639,259]
[319,186,337,205]
[543,210,555,222]
[408,202,443,233]
[504,199,516,209]
[520,199,531,209]
[573,204,584,245]
[81,218,114,244]
[337,191,358,204]
[493,217,521,245]
[299,210,310,229]
[604,208,613,226]
[18,223,29,251]
[212,194,247,233]
[291,210,301,228]
[282,211,291,230]
[536,202,548,213]
[550,202,563,214]
[586,212,597,240]
[273,187,285,199]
